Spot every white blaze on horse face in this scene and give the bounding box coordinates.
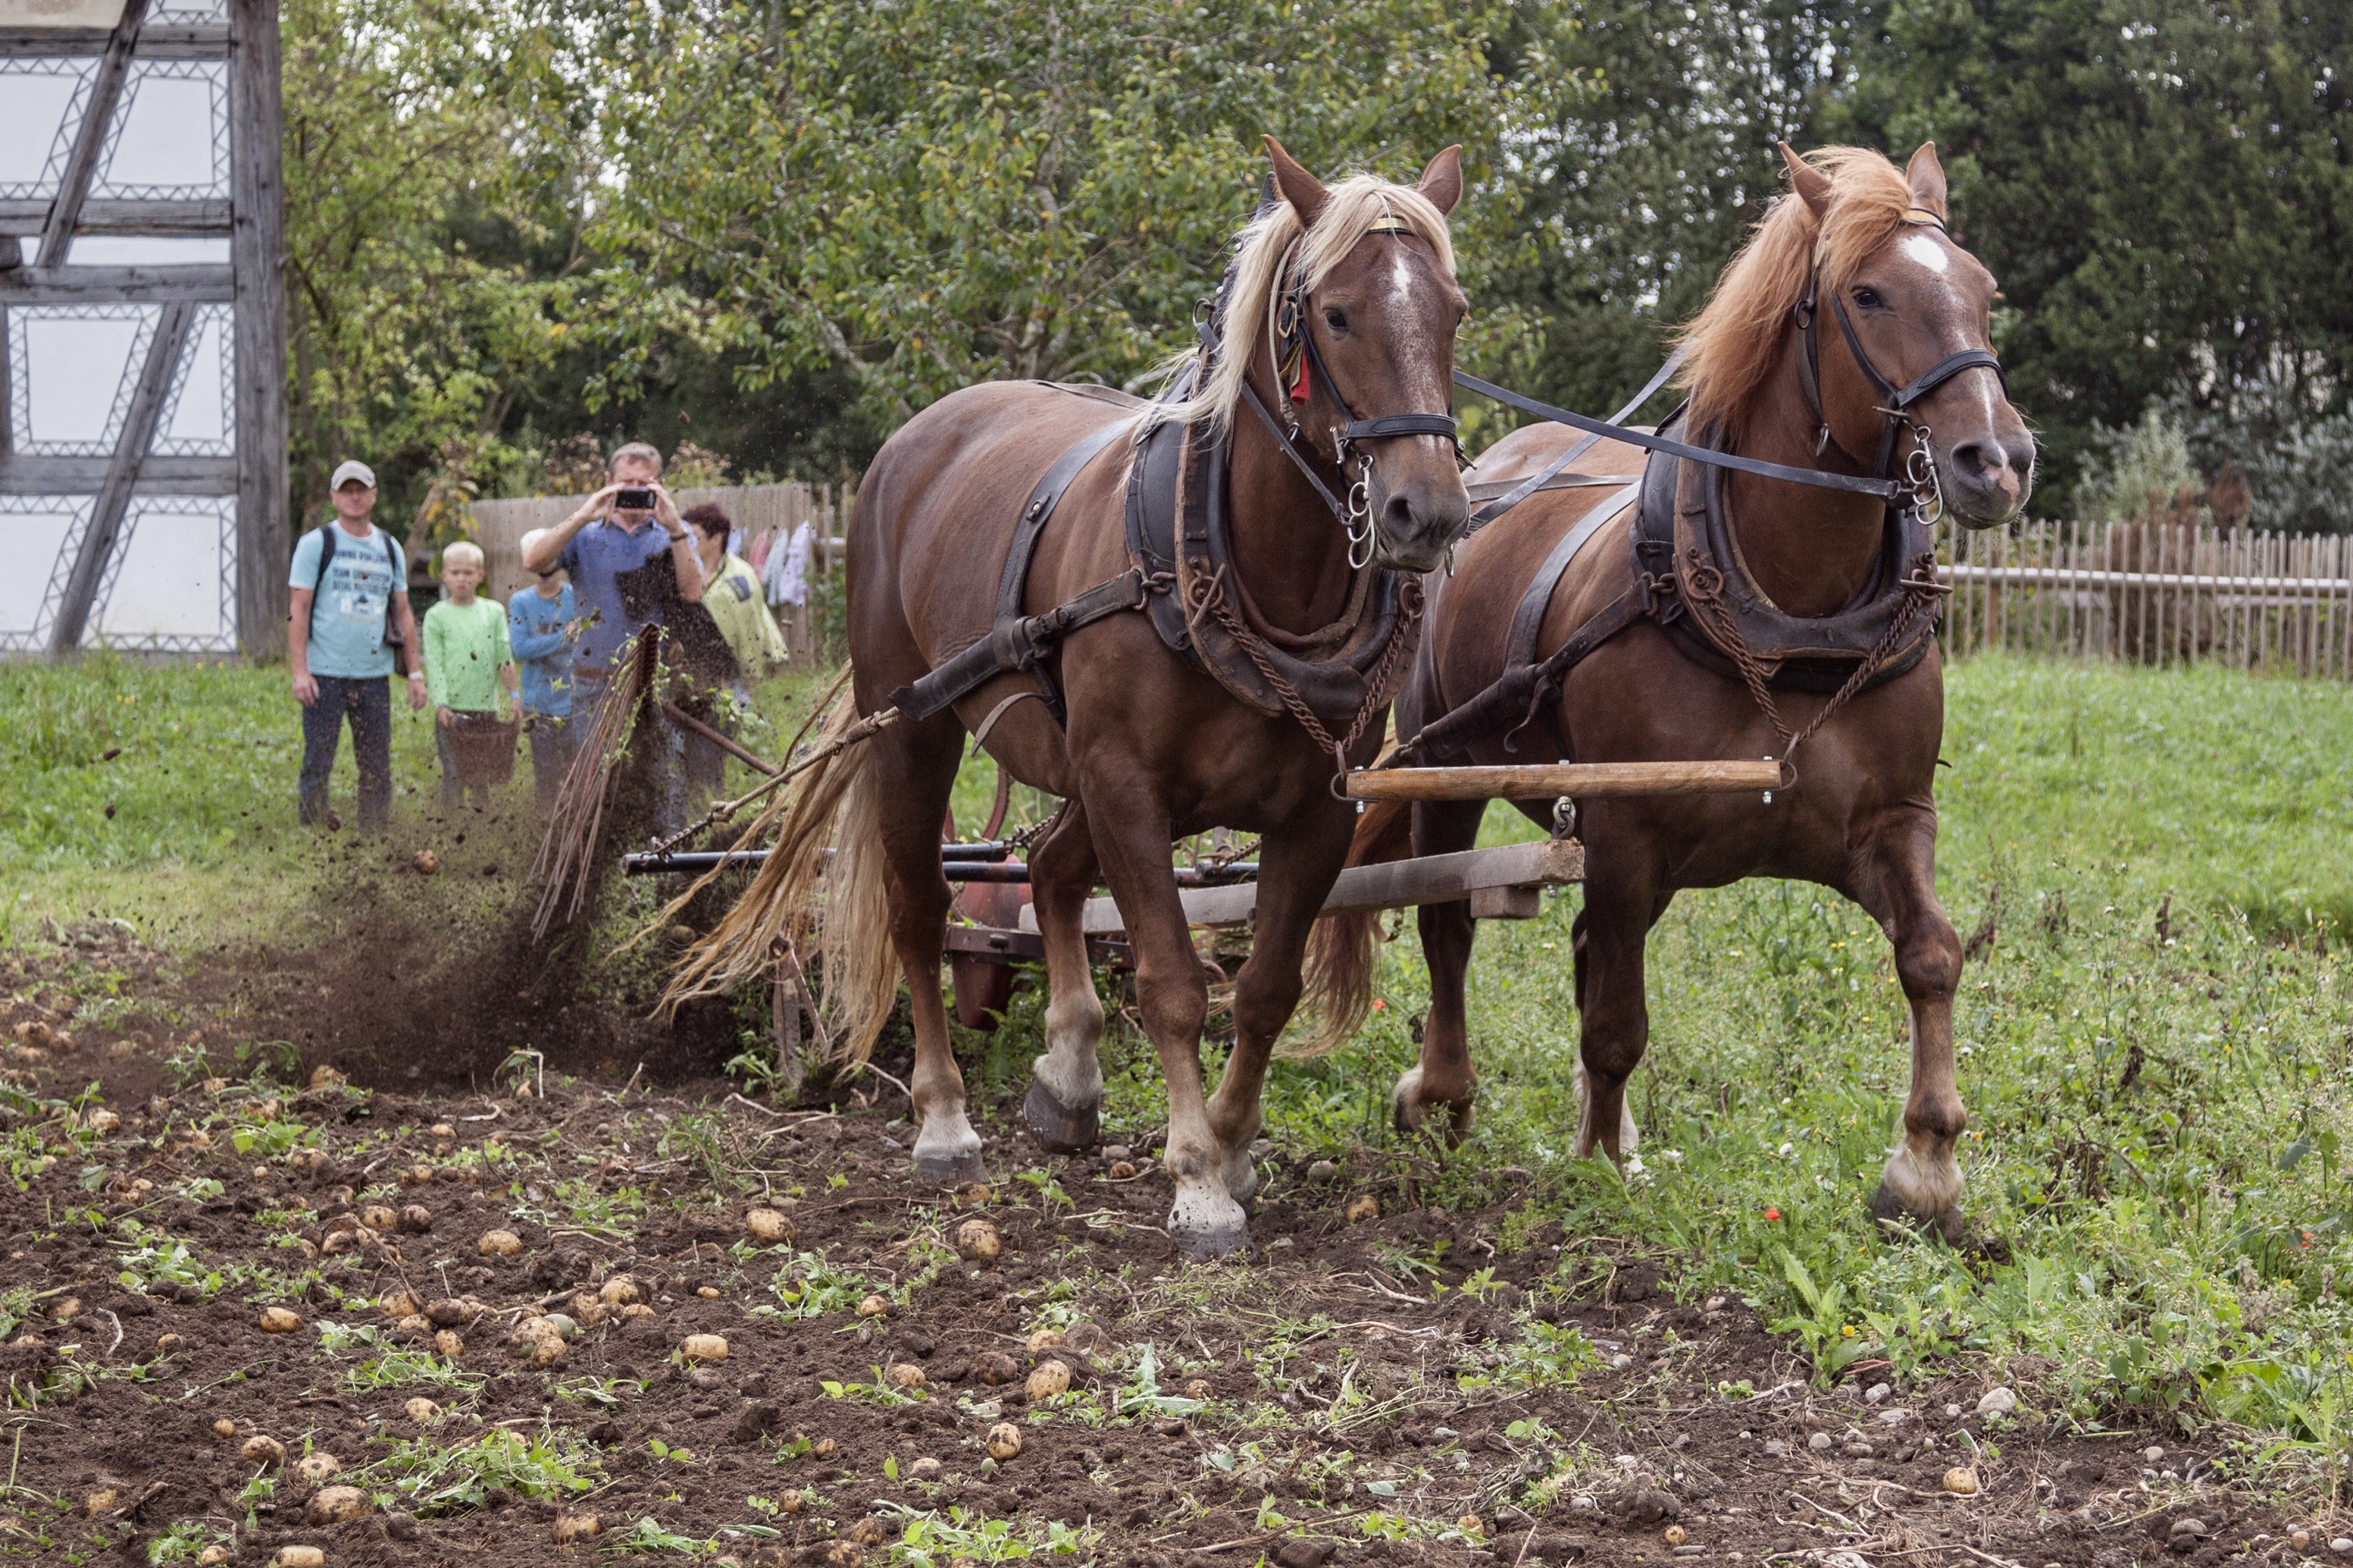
[1899,231,1950,275]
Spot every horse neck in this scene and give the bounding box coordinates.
[1720,351,1891,618]
[1221,368,1359,632]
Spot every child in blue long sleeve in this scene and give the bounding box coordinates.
[509,528,582,806]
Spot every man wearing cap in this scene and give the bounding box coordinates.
[519,442,705,827]
[287,460,425,830]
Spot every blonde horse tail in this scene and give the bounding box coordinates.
[659,693,901,1063]
[1292,797,1417,1057]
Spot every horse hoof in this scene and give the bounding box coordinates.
[911,1146,988,1187]
[1023,1079,1100,1154]
[1168,1188,1251,1260]
[1172,1219,1253,1262]
[1870,1181,1963,1246]
[1391,1069,1472,1143]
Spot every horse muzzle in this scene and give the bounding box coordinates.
[1936,425,2035,530]
[1369,474,1470,574]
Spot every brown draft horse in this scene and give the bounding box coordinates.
[687,140,1471,1258]
[1315,144,2033,1242]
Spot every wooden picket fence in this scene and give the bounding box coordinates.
[1941,521,2353,679]
[466,481,851,666]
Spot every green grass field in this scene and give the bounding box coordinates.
[9,651,2353,1471]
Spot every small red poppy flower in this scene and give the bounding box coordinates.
[1371,999,1387,1011]
[1764,1206,1783,1222]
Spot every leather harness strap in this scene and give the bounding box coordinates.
[1502,480,1642,670]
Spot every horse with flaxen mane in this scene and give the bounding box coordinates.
[667,138,1471,1257]
[1309,143,2034,1244]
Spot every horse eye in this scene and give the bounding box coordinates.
[1323,308,1348,333]
[1854,286,1884,309]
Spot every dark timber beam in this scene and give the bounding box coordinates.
[0,27,229,59]
[0,455,238,494]
[49,298,193,651]
[0,200,233,236]
[230,0,287,659]
[38,0,154,268]
[0,266,235,304]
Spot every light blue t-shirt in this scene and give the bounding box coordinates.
[289,522,407,679]
[557,518,675,680]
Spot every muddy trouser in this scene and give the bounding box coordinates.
[572,670,686,836]
[298,674,392,830]
[433,715,495,811]
[524,712,579,807]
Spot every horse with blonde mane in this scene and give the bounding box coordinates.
[1310,143,2034,1244]
[675,138,1470,1257]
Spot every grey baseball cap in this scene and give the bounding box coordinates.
[329,460,377,490]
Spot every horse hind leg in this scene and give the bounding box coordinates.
[1393,799,1485,1139]
[869,718,986,1185]
[1023,804,1106,1153]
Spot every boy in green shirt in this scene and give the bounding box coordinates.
[422,540,518,811]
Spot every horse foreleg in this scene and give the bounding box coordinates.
[1023,804,1106,1152]
[1393,799,1488,1140]
[1852,805,1967,1243]
[1575,852,1661,1163]
[1085,777,1244,1257]
[1205,805,1356,1208]
[876,723,985,1186]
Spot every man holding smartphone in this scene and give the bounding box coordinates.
[520,442,705,828]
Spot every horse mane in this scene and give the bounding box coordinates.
[1672,145,1919,442]
[1149,172,1458,434]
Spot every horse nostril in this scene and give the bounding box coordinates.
[1383,492,1415,534]
[1950,439,2000,482]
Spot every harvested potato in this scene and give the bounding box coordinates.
[86,1108,121,1134]
[529,1336,566,1367]
[398,1165,433,1187]
[1024,1329,1063,1352]
[1663,1524,1688,1547]
[598,1276,641,1306]
[380,1289,422,1319]
[552,1513,600,1543]
[258,1306,303,1334]
[48,1296,80,1322]
[1024,1361,1070,1400]
[1456,1513,1484,1538]
[952,1182,991,1207]
[306,1484,369,1524]
[198,1547,230,1566]
[696,1286,720,1300]
[426,1298,471,1328]
[887,1363,925,1390]
[857,1295,889,1319]
[1345,1194,1381,1223]
[745,1207,794,1244]
[971,1351,1019,1386]
[846,1517,887,1547]
[403,1397,441,1423]
[276,1547,325,1568]
[212,1418,237,1439]
[296,1453,341,1484]
[953,1218,1000,1260]
[398,1205,433,1234]
[617,1303,654,1321]
[571,1296,610,1327]
[776,1491,804,1514]
[680,1334,729,1363]
[477,1229,523,1257]
[396,1315,429,1333]
[433,1329,463,1359]
[85,1487,119,1517]
[811,1437,839,1460]
[241,1435,287,1465]
[907,1457,942,1482]
[1181,1378,1213,1400]
[154,1331,184,1353]
[308,1064,345,1090]
[359,1204,398,1231]
[1106,1160,1136,1180]
[1943,1466,1979,1495]
[985,1423,1023,1460]
[413,848,439,875]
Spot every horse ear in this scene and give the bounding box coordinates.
[1416,144,1464,216]
[1778,141,1833,221]
[1906,141,1949,219]
[1263,134,1330,227]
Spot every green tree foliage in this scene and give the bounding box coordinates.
[584,0,1531,428]
[281,0,587,539]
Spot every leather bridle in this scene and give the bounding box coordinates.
[1793,207,2007,522]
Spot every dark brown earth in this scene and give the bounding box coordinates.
[0,923,2317,1568]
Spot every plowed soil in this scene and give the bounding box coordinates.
[0,923,2307,1568]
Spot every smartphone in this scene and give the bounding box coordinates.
[613,487,656,510]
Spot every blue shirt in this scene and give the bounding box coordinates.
[557,519,675,680]
[507,583,577,717]
[289,522,406,679]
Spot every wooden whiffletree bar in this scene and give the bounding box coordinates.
[1342,759,1784,802]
